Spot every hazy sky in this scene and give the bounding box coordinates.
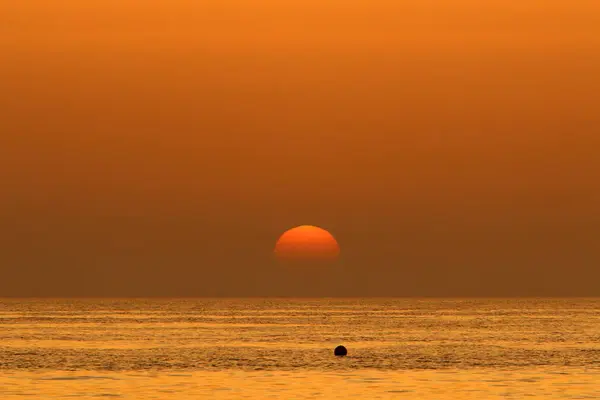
[1,1,599,296]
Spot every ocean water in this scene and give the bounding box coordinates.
[0,298,598,399]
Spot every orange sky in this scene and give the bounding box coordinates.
[1,1,599,296]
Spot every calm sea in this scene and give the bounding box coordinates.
[0,298,598,399]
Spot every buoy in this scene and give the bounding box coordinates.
[334,345,347,357]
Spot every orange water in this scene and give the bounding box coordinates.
[1,298,598,399]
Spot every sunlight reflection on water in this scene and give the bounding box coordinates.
[0,298,598,399]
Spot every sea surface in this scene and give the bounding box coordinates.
[0,298,598,399]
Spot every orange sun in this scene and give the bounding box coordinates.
[274,225,340,261]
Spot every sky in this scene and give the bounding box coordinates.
[1,0,599,297]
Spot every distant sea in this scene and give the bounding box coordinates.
[0,298,598,399]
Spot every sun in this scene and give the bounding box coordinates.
[274,225,340,261]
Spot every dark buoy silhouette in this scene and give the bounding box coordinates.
[334,345,347,357]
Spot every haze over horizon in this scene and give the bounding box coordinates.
[1,1,599,297]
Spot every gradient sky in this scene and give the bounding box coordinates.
[1,0,599,296]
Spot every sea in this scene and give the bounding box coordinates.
[0,298,598,399]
